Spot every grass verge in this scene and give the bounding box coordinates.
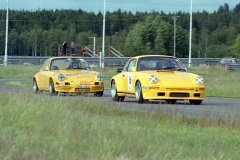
[0,90,240,159]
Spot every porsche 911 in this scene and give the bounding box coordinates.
[33,57,104,96]
[110,55,205,105]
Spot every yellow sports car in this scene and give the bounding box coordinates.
[110,55,205,105]
[33,57,104,96]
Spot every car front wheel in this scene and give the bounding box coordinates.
[165,100,177,104]
[94,90,104,97]
[135,81,144,103]
[33,79,40,94]
[111,80,125,102]
[49,79,57,96]
[189,100,202,105]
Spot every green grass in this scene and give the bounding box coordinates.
[0,91,240,159]
[1,64,240,159]
[0,64,39,79]
[187,66,240,98]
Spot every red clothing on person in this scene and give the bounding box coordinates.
[82,48,86,56]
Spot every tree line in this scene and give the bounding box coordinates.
[0,3,240,58]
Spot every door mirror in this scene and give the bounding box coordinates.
[45,66,50,71]
[117,68,123,73]
[131,66,136,72]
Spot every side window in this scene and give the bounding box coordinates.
[123,59,136,72]
[127,59,136,71]
[42,60,50,71]
[41,62,46,71]
[122,61,130,71]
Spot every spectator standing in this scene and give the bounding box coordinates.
[62,41,67,56]
[70,41,75,56]
[82,47,87,56]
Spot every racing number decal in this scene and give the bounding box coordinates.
[128,74,133,90]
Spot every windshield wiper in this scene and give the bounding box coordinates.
[65,67,83,70]
[163,67,175,70]
[176,69,186,72]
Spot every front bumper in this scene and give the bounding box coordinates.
[141,86,204,100]
[54,81,104,93]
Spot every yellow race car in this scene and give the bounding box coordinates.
[110,55,205,105]
[33,57,104,96]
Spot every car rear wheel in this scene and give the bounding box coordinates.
[189,100,202,105]
[111,80,125,102]
[135,81,144,103]
[94,90,104,97]
[33,79,40,94]
[49,79,57,96]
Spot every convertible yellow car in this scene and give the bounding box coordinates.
[33,57,104,96]
[110,55,205,105]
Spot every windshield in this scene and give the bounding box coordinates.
[137,57,185,71]
[50,58,91,70]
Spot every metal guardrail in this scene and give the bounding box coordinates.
[225,64,240,72]
[0,56,238,67]
[0,57,47,65]
[0,56,130,66]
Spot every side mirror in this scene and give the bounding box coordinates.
[131,67,136,72]
[45,66,50,71]
[117,68,123,73]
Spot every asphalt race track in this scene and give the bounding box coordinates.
[1,78,240,120]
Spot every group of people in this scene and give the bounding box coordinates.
[62,41,75,56]
[61,41,87,56]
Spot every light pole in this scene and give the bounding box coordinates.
[188,0,193,67]
[172,16,179,57]
[101,0,106,68]
[88,37,96,56]
[4,0,9,66]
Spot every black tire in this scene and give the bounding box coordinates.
[189,100,202,105]
[135,81,144,103]
[94,90,104,97]
[33,79,39,94]
[165,100,177,104]
[49,79,57,96]
[111,80,125,102]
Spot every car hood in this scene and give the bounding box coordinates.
[55,70,98,81]
[142,71,196,87]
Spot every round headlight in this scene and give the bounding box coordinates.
[58,73,65,81]
[97,73,104,81]
[149,75,157,83]
[195,76,203,84]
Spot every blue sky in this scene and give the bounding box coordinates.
[0,0,239,14]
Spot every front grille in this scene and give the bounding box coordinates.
[157,92,165,96]
[169,93,189,97]
[92,86,103,90]
[75,88,90,92]
[194,93,201,97]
